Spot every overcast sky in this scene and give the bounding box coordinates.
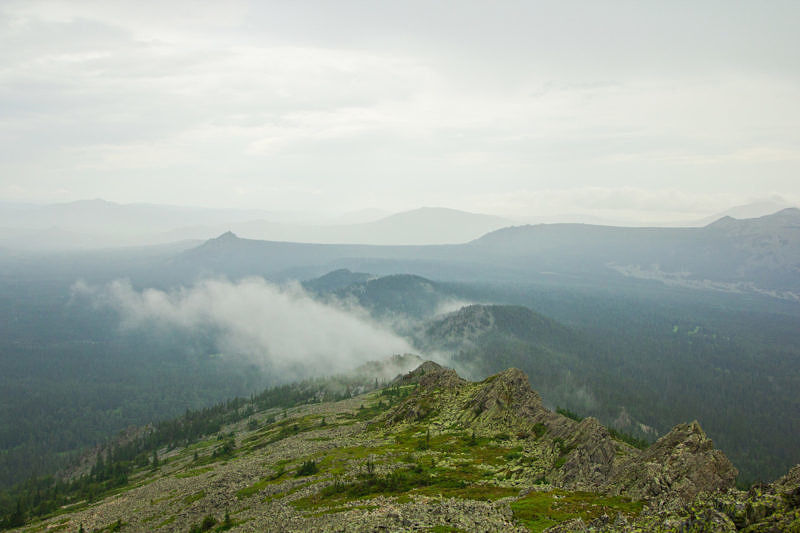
[1,1,799,223]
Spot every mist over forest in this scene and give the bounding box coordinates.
[1,206,799,495]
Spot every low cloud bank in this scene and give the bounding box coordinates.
[73,277,413,376]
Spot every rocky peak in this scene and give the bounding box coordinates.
[609,420,737,503]
[705,215,737,229]
[645,420,713,455]
[392,361,466,390]
[466,368,545,421]
[195,230,241,252]
[216,230,238,240]
[382,363,739,506]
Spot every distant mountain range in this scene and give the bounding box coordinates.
[2,198,798,250]
[170,208,800,299]
[697,196,796,226]
[0,201,511,249]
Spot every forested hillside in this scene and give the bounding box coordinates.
[414,287,800,484]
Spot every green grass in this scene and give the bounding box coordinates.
[241,415,326,451]
[390,427,512,465]
[183,490,206,505]
[236,477,273,500]
[40,523,69,532]
[311,444,395,476]
[292,453,516,512]
[292,465,431,511]
[511,490,643,532]
[262,482,309,504]
[235,468,288,500]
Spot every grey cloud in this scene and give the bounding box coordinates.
[1,1,799,219]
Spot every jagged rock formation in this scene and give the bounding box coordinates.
[610,420,738,504]
[633,464,800,532]
[554,417,618,490]
[385,362,737,504]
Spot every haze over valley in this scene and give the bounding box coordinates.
[2,205,799,492]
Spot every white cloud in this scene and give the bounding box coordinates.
[74,277,413,376]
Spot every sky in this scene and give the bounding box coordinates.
[1,1,799,223]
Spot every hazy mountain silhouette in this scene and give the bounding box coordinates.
[173,209,800,298]
[0,202,511,249]
[697,197,797,226]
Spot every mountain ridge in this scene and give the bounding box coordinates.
[5,361,797,532]
[171,208,800,295]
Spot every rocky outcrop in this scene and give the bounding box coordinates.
[554,417,618,491]
[773,463,800,496]
[383,362,467,423]
[609,421,737,503]
[391,360,466,390]
[632,462,800,532]
[385,363,740,506]
[458,368,550,432]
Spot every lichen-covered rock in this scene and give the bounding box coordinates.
[675,507,737,532]
[553,417,618,491]
[392,361,465,389]
[382,362,467,423]
[609,420,737,503]
[458,368,549,432]
[385,364,738,505]
[773,464,800,497]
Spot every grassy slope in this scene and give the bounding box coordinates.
[12,382,644,532]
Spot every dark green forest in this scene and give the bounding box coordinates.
[0,279,271,490]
